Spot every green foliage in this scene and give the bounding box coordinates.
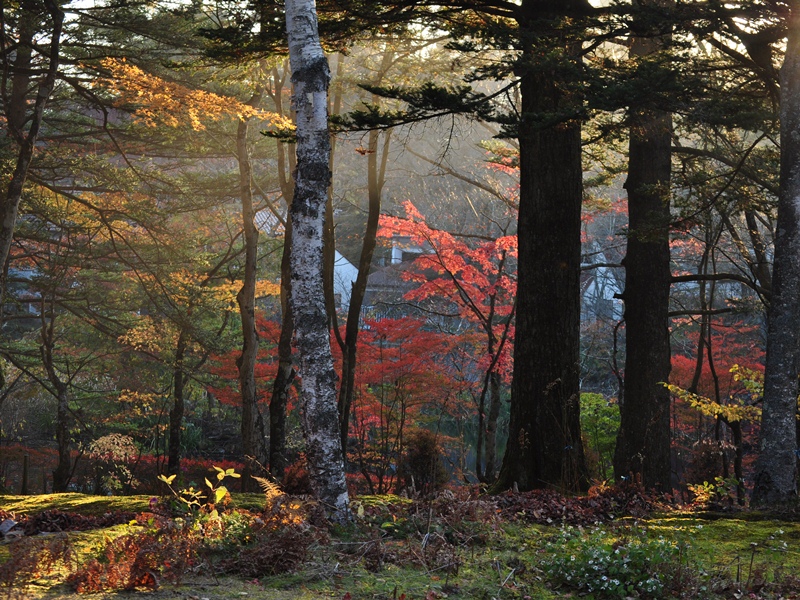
[580,393,620,481]
[687,476,741,506]
[333,81,496,131]
[730,364,764,397]
[540,526,690,599]
[198,509,260,551]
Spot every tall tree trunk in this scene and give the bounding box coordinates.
[493,17,589,492]
[323,55,345,340]
[236,116,261,491]
[40,301,70,491]
[484,371,502,482]
[614,29,673,492]
[52,385,70,492]
[0,0,63,293]
[270,215,294,478]
[752,11,800,505]
[334,49,391,457]
[338,126,390,453]
[285,0,349,523]
[168,329,188,476]
[267,65,295,479]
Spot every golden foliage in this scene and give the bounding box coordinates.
[255,280,281,298]
[117,390,163,419]
[666,383,762,423]
[118,316,178,355]
[99,58,294,132]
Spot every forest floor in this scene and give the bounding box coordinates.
[2,486,800,600]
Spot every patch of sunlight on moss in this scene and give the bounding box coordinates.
[0,493,150,515]
[355,494,413,507]
[637,516,800,584]
[231,492,268,511]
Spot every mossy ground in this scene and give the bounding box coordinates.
[1,494,800,599]
[0,493,266,516]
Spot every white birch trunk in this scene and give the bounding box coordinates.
[284,0,350,523]
[753,7,800,505]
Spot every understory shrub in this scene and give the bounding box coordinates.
[67,525,200,592]
[396,429,448,496]
[217,524,320,577]
[0,534,75,595]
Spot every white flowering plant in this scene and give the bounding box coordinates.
[539,526,689,599]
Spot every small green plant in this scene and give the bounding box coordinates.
[540,526,689,599]
[158,466,240,513]
[688,476,741,506]
[580,393,620,481]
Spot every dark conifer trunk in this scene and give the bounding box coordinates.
[753,10,800,505]
[614,31,673,491]
[41,301,71,492]
[268,70,295,479]
[494,17,589,491]
[484,371,502,482]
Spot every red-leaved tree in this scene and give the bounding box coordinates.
[378,202,516,483]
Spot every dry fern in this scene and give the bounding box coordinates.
[253,476,285,509]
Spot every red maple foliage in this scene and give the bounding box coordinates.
[340,317,467,494]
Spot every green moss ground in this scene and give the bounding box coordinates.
[2,495,800,599]
[0,493,266,515]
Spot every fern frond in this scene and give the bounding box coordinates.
[253,476,284,506]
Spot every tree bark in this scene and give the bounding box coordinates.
[493,8,589,492]
[236,115,262,491]
[285,0,349,523]
[40,300,71,492]
[752,9,800,505]
[484,371,502,482]
[168,329,188,476]
[338,125,390,453]
[333,49,391,457]
[52,385,70,492]
[0,0,63,293]
[614,28,673,492]
[268,66,295,479]
[270,215,294,478]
